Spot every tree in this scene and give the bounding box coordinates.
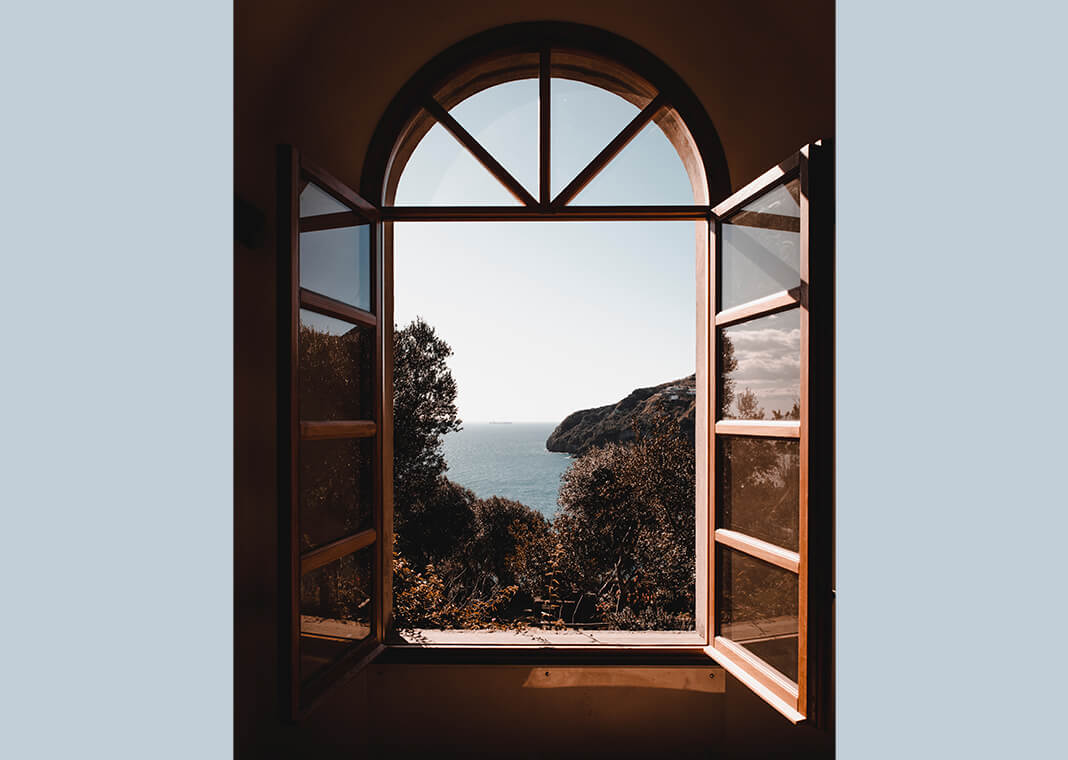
[553,410,695,629]
[719,333,739,418]
[392,317,465,561]
[734,387,765,420]
[391,318,551,629]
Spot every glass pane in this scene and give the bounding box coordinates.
[299,181,348,216]
[300,437,374,552]
[394,118,521,206]
[300,548,373,683]
[742,181,801,216]
[719,309,800,421]
[719,437,799,551]
[720,178,801,310]
[299,309,374,421]
[718,547,798,682]
[299,223,371,311]
[570,120,694,205]
[450,79,539,199]
[550,78,640,200]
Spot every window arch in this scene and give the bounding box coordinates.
[362,22,730,211]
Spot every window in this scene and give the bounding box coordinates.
[277,152,389,718]
[708,147,834,723]
[278,28,832,725]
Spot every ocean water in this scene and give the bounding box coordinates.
[442,422,573,518]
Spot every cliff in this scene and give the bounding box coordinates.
[546,374,696,455]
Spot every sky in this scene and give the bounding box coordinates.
[391,79,701,423]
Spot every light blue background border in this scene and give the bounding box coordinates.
[1,2,232,757]
[838,2,1068,756]
[3,1,1067,757]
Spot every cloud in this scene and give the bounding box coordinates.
[728,326,801,353]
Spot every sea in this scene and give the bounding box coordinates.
[442,422,573,519]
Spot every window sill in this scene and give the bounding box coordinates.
[378,629,716,667]
[395,628,706,647]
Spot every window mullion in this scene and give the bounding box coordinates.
[539,46,550,208]
[300,528,378,575]
[714,529,800,573]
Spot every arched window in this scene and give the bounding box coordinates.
[278,23,832,727]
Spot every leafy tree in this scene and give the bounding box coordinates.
[388,316,708,632]
[392,317,466,562]
[468,497,553,605]
[390,319,551,629]
[734,387,765,420]
[772,400,801,420]
[719,333,738,418]
[553,410,695,629]
[392,544,517,629]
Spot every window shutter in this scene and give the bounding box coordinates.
[277,145,392,719]
[705,141,833,724]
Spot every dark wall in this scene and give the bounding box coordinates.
[235,2,833,756]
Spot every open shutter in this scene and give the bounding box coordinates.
[277,145,392,719]
[705,141,833,724]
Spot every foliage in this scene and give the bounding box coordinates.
[390,319,552,629]
[717,385,799,630]
[392,316,463,555]
[392,543,518,630]
[299,321,372,420]
[300,553,371,625]
[552,410,696,629]
[382,318,718,633]
[719,332,738,418]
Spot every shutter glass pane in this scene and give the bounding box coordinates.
[300,181,348,216]
[300,437,374,552]
[720,178,801,311]
[298,309,374,421]
[299,221,372,311]
[719,308,800,421]
[300,547,374,683]
[718,547,798,682]
[449,79,539,199]
[718,437,799,551]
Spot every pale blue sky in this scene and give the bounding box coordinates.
[393,79,698,423]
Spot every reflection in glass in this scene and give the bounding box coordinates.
[299,181,349,217]
[299,224,371,311]
[300,548,373,683]
[719,437,799,551]
[394,119,521,206]
[450,79,539,199]
[719,309,800,421]
[550,79,640,199]
[721,178,801,310]
[741,181,800,217]
[300,437,374,552]
[571,119,694,206]
[299,309,374,421]
[718,548,798,681]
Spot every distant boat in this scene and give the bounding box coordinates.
[487,420,513,425]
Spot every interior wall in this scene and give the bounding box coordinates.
[235,2,833,756]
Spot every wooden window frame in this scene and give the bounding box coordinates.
[277,146,391,720]
[372,46,720,659]
[704,143,834,724]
